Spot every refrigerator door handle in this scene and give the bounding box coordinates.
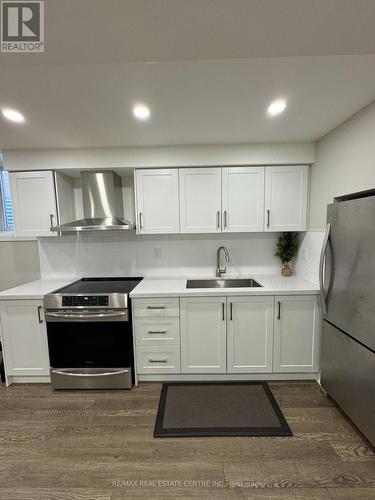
[319,222,331,316]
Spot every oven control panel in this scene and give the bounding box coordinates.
[62,295,109,307]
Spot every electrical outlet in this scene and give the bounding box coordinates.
[153,247,162,260]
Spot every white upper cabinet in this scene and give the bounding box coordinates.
[227,296,274,373]
[222,167,265,232]
[273,295,320,373]
[264,165,308,232]
[179,168,222,233]
[135,169,179,234]
[180,297,227,373]
[10,171,57,237]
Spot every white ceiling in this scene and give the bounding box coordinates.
[1,0,375,149]
[2,56,375,149]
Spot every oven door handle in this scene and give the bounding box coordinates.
[50,368,130,377]
[45,311,128,320]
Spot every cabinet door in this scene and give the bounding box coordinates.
[227,296,274,373]
[10,171,57,237]
[222,167,264,232]
[264,165,308,232]
[179,168,222,233]
[135,169,179,234]
[180,297,226,373]
[0,300,50,376]
[273,295,320,372]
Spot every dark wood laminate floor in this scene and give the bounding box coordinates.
[0,381,374,500]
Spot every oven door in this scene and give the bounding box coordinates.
[45,309,133,389]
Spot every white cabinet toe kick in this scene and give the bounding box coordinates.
[132,294,320,382]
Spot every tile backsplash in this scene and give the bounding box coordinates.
[38,231,325,282]
[38,232,283,279]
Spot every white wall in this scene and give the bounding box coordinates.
[0,241,40,291]
[38,232,282,279]
[309,99,375,229]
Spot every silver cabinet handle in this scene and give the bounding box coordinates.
[216,210,220,230]
[50,214,54,228]
[267,209,270,228]
[146,305,166,310]
[230,302,233,321]
[51,369,130,377]
[148,330,167,334]
[319,223,331,316]
[139,212,143,231]
[45,311,127,319]
[277,301,281,320]
[149,358,167,363]
[224,210,228,230]
[222,302,225,321]
[37,305,43,323]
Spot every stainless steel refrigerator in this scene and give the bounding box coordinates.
[320,189,375,447]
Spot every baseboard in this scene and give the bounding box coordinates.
[138,373,319,382]
[6,376,51,385]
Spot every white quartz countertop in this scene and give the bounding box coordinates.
[0,279,76,300]
[129,275,320,298]
[0,274,319,301]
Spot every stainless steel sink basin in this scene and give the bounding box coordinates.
[186,278,262,289]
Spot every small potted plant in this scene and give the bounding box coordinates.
[275,232,299,277]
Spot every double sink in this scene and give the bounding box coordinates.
[186,278,262,289]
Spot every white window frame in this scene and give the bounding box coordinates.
[0,166,15,238]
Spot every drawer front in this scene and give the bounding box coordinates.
[133,298,179,317]
[136,347,181,374]
[134,317,180,345]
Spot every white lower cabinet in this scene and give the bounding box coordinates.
[133,298,181,374]
[227,296,274,373]
[0,300,50,377]
[133,294,320,378]
[0,294,320,383]
[180,297,226,373]
[273,295,320,372]
[136,346,180,374]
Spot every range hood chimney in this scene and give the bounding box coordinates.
[51,170,135,232]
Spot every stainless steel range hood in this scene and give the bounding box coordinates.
[51,170,135,232]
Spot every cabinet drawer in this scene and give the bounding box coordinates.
[134,317,179,345]
[133,298,179,317]
[136,346,180,374]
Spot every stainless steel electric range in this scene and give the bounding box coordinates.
[44,277,143,390]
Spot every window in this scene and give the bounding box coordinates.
[0,166,14,232]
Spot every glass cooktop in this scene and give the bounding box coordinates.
[54,277,143,295]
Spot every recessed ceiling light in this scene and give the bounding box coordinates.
[267,99,287,117]
[132,104,151,121]
[1,107,26,123]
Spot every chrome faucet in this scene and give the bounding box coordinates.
[216,246,230,277]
